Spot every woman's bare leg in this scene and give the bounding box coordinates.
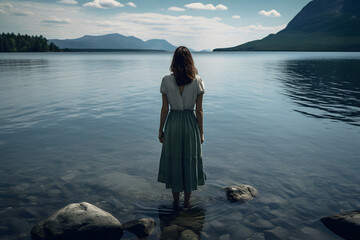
[172,192,180,205]
[184,192,191,207]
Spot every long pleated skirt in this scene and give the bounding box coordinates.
[158,110,206,192]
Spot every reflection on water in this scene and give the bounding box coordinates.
[281,60,360,126]
[158,204,205,240]
[0,59,48,70]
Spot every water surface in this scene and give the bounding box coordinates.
[0,52,360,240]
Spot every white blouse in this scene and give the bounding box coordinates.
[160,74,205,110]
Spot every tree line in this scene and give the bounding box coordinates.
[0,33,60,52]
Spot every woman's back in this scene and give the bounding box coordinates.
[158,46,205,207]
[160,74,205,110]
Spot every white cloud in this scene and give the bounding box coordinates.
[168,6,185,12]
[126,2,136,8]
[185,3,227,11]
[0,3,33,16]
[0,3,13,10]
[258,9,281,17]
[232,15,241,19]
[243,24,286,32]
[91,13,284,49]
[57,0,78,5]
[43,16,71,24]
[0,1,287,50]
[83,0,124,9]
[12,9,34,16]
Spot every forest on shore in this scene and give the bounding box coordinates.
[0,33,60,52]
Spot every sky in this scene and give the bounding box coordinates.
[0,0,312,50]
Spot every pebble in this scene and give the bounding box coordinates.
[210,220,224,229]
[219,233,230,240]
[201,231,210,239]
[179,229,199,240]
[229,223,254,239]
[162,224,181,239]
[60,172,77,182]
[254,219,275,229]
[264,226,289,240]
[246,233,265,240]
[300,226,331,239]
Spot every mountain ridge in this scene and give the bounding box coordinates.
[214,0,360,51]
[49,33,177,51]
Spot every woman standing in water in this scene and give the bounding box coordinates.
[158,46,206,207]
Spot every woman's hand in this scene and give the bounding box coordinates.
[158,131,164,143]
[200,134,204,144]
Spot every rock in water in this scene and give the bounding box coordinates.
[321,210,360,240]
[179,229,199,240]
[224,185,258,202]
[123,217,156,238]
[31,202,123,240]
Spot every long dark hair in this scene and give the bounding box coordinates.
[170,46,198,86]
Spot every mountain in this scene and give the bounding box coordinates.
[49,33,177,51]
[144,39,176,51]
[214,0,360,51]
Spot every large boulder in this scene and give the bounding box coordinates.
[31,202,123,240]
[321,210,360,240]
[123,217,156,238]
[224,185,258,202]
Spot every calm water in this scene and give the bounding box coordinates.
[0,52,360,240]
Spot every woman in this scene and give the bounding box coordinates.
[157,46,206,207]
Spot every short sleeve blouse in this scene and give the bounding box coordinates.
[160,74,204,110]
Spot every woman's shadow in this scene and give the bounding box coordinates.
[158,203,206,240]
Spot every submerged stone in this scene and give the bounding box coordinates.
[179,229,199,240]
[162,224,182,239]
[264,226,289,240]
[223,184,258,202]
[31,202,123,240]
[123,217,156,238]
[321,210,360,240]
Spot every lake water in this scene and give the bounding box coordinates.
[0,52,359,240]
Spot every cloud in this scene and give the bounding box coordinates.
[126,2,136,8]
[0,3,13,9]
[0,3,12,14]
[83,0,124,9]
[168,6,185,12]
[232,15,240,19]
[0,3,34,16]
[92,13,284,49]
[43,16,71,24]
[258,9,281,17]
[57,0,78,5]
[243,24,285,32]
[0,1,287,50]
[12,10,34,16]
[184,3,227,11]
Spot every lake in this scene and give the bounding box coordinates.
[0,51,359,240]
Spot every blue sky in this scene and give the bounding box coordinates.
[0,0,312,50]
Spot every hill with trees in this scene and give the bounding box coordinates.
[0,33,60,52]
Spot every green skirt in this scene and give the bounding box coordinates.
[158,110,206,192]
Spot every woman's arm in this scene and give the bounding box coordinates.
[158,94,169,143]
[195,94,204,144]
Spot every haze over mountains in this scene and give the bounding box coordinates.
[214,0,360,51]
[49,33,177,51]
